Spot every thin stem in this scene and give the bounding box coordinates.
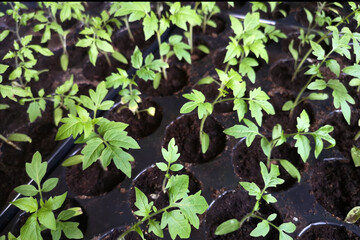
[118,205,171,240]
[156,30,167,80]
[124,17,134,42]
[104,51,112,67]
[0,134,21,151]
[252,215,280,231]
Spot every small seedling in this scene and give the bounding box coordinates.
[215,162,296,239]
[0,151,83,240]
[224,110,336,181]
[117,138,208,240]
[0,132,31,151]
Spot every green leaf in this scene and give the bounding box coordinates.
[167,174,189,203]
[197,44,210,54]
[229,15,243,36]
[162,138,180,164]
[112,51,128,64]
[55,114,85,140]
[9,67,22,80]
[326,59,340,77]
[161,210,191,239]
[58,221,83,239]
[170,163,183,172]
[14,185,38,197]
[7,133,32,143]
[103,129,139,149]
[260,162,284,188]
[76,38,93,48]
[250,220,269,237]
[95,39,114,53]
[81,138,104,170]
[20,213,42,240]
[260,137,271,159]
[310,40,325,60]
[38,208,56,230]
[307,79,327,90]
[89,43,98,66]
[296,110,310,132]
[134,187,152,217]
[131,47,143,69]
[58,207,83,221]
[279,159,301,183]
[143,11,158,40]
[29,45,54,56]
[60,4,71,22]
[110,146,133,178]
[345,206,360,223]
[155,162,168,171]
[0,30,10,42]
[224,119,259,147]
[239,57,257,83]
[42,178,59,192]
[343,64,360,78]
[148,219,163,238]
[60,53,69,71]
[26,151,47,186]
[279,222,296,233]
[54,107,63,126]
[288,40,298,62]
[11,197,38,213]
[45,192,67,211]
[240,181,261,197]
[294,134,311,162]
[169,3,201,31]
[307,93,328,100]
[200,131,210,154]
[215,218,240,235]
[244,12,260,31]
[351,146,360,167]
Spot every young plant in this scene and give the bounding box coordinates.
[75,9,126,67]
[0,151,83,240]
[32,2,87,71]
[57,82,140,178]
[105,46,165,116]
[215,162,296,239]
[118,138,208,240]
[285,3,360,123]
[113,2,199,80]
[250,2,288,18]
[224,110,336,181]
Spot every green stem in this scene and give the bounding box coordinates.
[252,215,280,231]
[0,134,21,151]
[156,30,167,80]
[124,17,134,42]
[104,51,112,67]
[118,205,172,240]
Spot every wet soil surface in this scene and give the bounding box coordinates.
[297,224,360,240]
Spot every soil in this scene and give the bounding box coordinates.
[107,98,163,139]
[193,15,227,37]
[137,64,189,97]
[191,38,210,63]
[65,161,126,197]
[82,54,116,82]
[262,90,315,134]
[11,198,88,240]
[204,188,282,240]
[163,113,226,164]
[317,110,360,160]
[232,137,304,192]
[311,159,360,221]
[128,165,202,221]
[268,58,312,93]
[297,224,360,240]
[193,82,234,113]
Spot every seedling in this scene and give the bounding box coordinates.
[57,82,140,178]
[117,138,208,240]
[224,110,336,181]
[180,11,286,153]
[285,3,360,123]
[76,9,126,67]
[250,2,288,18]
[0,151,83,240]
[215,162,296,239]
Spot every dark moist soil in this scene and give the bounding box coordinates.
[137,64,189,97]
[65,161,126,197]
[191,37,210,63]
[129,165,202,221]
[193,82,234,113]
[193,15,227,37]
[268,58,312,93]
[98,227,156,240]
[163,113,226,164]
[262,90,315,134]
[107,99,163,139]
[0,169,17,210]
[82,54,116,82]
[232,137,304,192]
[205,188,282,240]
[297,224,360,240]
[311,160,360,221]
[11,198,88,240]
[317,110,360,160]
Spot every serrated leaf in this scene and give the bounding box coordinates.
[310,40,325,60]
[81,138,104,170]
[38,208,56,230]
[11,197,38,213]
[161,210,191,239]
[296,110,310,132]
[134,187,152,217]
[26,151,46,186]
[294,134,311,162]
[167,174,189,203]
[224,119,259,147]
[14,185,38,197]
[143,11,157,40]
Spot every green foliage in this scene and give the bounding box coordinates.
[123,138,208,240]
[215,162,296,239]
[7,151,83,240]
[346,206,360,224]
